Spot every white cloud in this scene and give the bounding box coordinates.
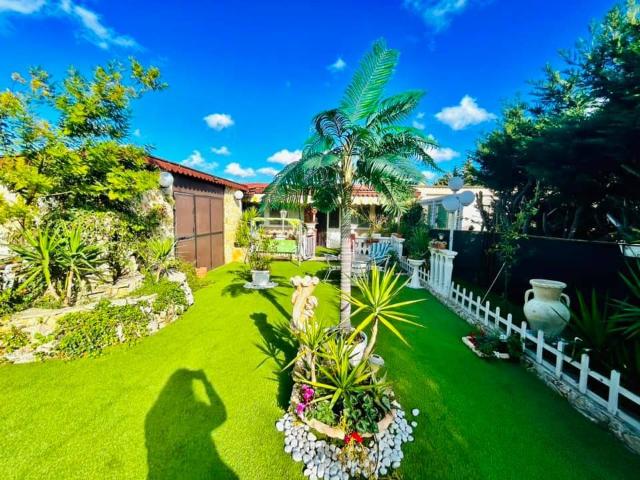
[328,57,347,72]
[204,113,234,131]
[412,119,425,130]
[257,167,279,176]
[422,171,437,182]
[0,0,45,14]
[435,95,496,130]
[61,0,138,49]
[181,150,218,173]
[427,146,460,162]
[267,148,302,165]
[0,1,138,49]
[416,111,425,119]
[132,128,141,137]
[211,146,231,156]
[225,162,256,178]
[403,0,475,31]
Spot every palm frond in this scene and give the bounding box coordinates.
[340,39,399,122]
[366,90,425,128]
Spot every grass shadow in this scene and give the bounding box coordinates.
[145,369,238,480]
[220,267,292,320]
[251,313,297,409]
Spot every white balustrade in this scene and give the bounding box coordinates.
[428,248,457,296]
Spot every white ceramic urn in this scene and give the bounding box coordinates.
[523,279,571,337]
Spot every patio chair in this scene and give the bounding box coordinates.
[369,242,390,263]
[371,255,390,273]
[323,254,341,282]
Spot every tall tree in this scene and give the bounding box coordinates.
[263,39,436,329]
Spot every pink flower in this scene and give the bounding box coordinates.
[296,403,306,416]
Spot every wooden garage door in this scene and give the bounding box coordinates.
[174,191,224,270]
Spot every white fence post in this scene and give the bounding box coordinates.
[579,354,590,394]
[476,296,481,321]
[484,301,490,326]
[607,370,621,414]
[555,341,565,378]
[495,306,501,328]
[506,313,513,336]
[536,330,544,363]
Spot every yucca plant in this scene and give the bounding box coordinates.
[10,227,63,300]
[298,336,382,409]
[345,265,424,360]
[284,318,333,383]
[58,226,104,306]
[145,238,175,281]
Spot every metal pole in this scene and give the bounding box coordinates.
[449,209,457,251]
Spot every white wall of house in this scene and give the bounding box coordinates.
[417,185,494,231]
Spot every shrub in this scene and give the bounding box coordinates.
[55,300,149,358]
[133,278,188,313]
[0,326,29,353]
[174,259,212,292]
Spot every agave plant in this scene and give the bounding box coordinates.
[10,227,64,300]
[58,226,104,305]
[145,237,175,281]
[262,39,438,329]
[612,260,640,339]
[345,265,424,360]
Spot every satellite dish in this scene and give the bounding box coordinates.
[448,176,464,192]
[442,195,459,212]
[459,190,475,206]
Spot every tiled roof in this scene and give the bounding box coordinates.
[245,183,269,195]
[244,184,396,198]
[147,156,248,191]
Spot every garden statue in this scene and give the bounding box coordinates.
[523,279,571,337]
[290,275,319,331]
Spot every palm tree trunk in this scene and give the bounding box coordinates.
[339,205,352,330]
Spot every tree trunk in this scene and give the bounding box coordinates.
[339,205,352,331]
[64,270,74,306]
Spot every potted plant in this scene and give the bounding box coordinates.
[247,231,274,287]
[406,227,429,289]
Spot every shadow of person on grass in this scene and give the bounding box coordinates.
[251,313,297,409]
[145,369,238,480]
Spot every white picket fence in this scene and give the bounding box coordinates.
[398,256,640,433]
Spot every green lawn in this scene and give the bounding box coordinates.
[0,261,638,479]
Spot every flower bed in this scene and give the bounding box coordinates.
[277,269,422,479]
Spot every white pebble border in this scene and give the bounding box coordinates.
[276,402,419,479]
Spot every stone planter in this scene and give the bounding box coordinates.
[368,354,385,375]
[251,270,271,287]
[407,258,425,289]
[523,279,571,337]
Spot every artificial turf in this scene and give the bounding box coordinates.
[0,261,638,479]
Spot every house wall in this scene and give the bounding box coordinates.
[223,187,242,263]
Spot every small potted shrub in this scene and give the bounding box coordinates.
[247,231,274,287]
[406,227,429,288]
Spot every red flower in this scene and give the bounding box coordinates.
[344,432,364,444]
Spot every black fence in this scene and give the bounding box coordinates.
[430,229,632,305]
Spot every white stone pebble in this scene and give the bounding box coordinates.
[277,404,418,478]
[412,408,420,416]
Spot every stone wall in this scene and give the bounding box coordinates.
[223,187,243,263]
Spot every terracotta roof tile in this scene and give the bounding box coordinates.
[147,156,247,191]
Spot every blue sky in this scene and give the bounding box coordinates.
[0,0,616,183]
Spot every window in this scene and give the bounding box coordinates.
[328,209,340,228]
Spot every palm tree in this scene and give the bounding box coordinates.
[263,39,437,329]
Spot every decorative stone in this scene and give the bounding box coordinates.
[412,408,420,416]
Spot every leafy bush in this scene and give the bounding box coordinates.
[133,277,188,313]
[55,300,149,358]
[405,225,430,260]
[307,399,336,426]
[235,207,258,248]
[247,231,274,271]
[342,390,391,434]
[0,326,29,353]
